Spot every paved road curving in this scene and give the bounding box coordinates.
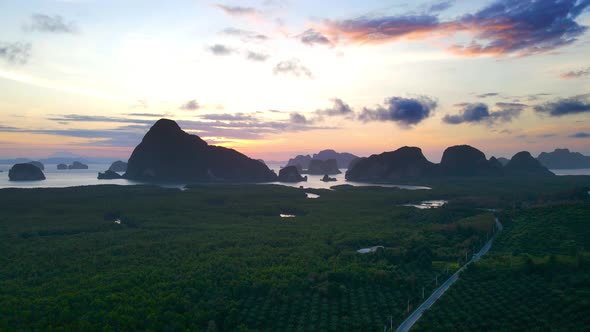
[395,217,503,332]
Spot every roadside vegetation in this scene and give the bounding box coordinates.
[414,202,590,331]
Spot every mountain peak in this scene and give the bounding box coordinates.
[150,118,183,134]
[505,151,554,176]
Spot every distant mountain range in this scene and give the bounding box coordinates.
[286,149,359,169]
[537,149,590,169]
[0,153,122,165]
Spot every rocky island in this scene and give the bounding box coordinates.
[306,159,341,175]
[345,147,434,181]
[278,166,307,182]
[98,170,123,180]
[108,161,128,172]
[321,174,337,182]
[124,119,277,182]
[68,161,89,170]
[9,163,46,181]
[346,145,554,181]
[436,145,503,177]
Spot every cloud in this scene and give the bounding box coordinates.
[443,102,524,124]
[476,92,499,98]
[289,112,311,125]
[450,0,590,56]
[127,113,167,118]
[359,96,437,126]
[180,100,200,111]
[199,113,256,121]
[299,29,332,46]
[491,102,526,122]
[560,67,590,79]
[130,99,148,109]
[37,112,334,145]
[570,132,590,138]
[0,42,31,64]
[526,93,552,101]
[273,59,313,78]
[221,28,269,42]
[25,14,77,33]
[428,1,455,13]
[322,14,440,44]
[534,94,590,116]
[315,98,353,117]
[208,44,237,56]
[47,114,154,124]
[320,0,590,56]
[246,51,269,62]
[443,103,490,124]
[215,4,260,17]
[0,122,147,147]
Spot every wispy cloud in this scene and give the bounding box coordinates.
[12,111,335,146]
[221,28,269,42]
[180,100,200,111]
[476,92,499,98]
[215,4,261,18]
[245,51,269,62]
[0,42,31,64]
[298,29,332,46]
[315,98,353,118]
[24,14,78,33]
[428,1,455,13]
[208,44,237,56]
[560,67,590,79]
[273,59,313,78]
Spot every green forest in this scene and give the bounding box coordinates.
[0,176,588,331]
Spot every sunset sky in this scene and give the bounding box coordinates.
[0,0,589,162]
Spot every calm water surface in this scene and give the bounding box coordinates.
[2,163,584,190]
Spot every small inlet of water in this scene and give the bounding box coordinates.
[403,200,448,209]
[357,245,384,254]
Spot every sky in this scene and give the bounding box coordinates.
[0,0,589,162]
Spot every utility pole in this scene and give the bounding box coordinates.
[390,315,393,331]
[407,298,410,313]
[422,286,425,299]
[435,275,438,286]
